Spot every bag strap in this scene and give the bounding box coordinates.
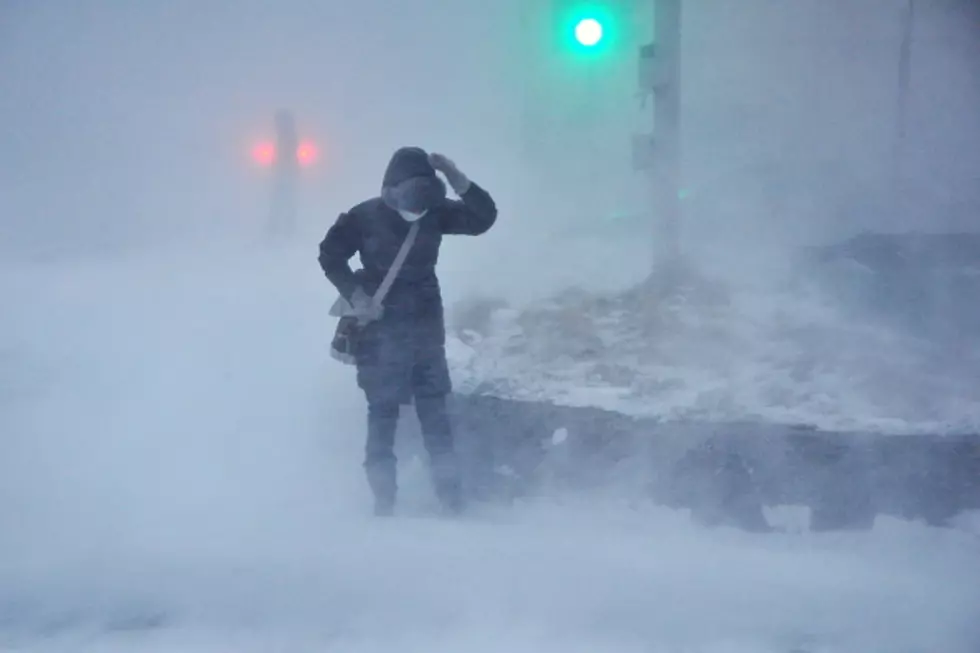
[370,221,420,309]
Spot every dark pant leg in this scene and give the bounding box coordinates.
[364,402,400,513]
[414,394,462,512]
[414,394,453,458]
[356,320,413,514]
[411,340,460,511]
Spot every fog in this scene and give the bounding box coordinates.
[2,1,980,651]
[4,0,978,264]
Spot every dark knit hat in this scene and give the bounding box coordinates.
[382,146,436,189]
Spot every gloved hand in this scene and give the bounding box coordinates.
[349,287,384,324]
[428,153,471,196]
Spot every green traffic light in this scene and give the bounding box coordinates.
[574,17,603,47]
[561,5,616,58]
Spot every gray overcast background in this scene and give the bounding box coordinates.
[1,0,978,262]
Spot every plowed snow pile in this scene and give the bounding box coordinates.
[448,267,980,434]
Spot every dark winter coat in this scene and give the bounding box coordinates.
[318,151,497,405]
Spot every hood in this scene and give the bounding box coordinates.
[381,146,446,215]
[382,146,436,189]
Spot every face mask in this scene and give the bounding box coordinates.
[398,209,427,223]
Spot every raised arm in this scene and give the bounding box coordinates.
[439,183,498,235]
[429,152,498,236]
[318,211,361,302]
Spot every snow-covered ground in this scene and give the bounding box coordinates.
[2,241,979,652]
[446,243,980,435]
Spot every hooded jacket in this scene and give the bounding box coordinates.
[318,148,497,350]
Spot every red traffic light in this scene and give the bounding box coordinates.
[250,140,319,167]
[297,141,318,166]
[251,141,276,166]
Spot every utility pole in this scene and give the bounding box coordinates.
[892,0,914,207]
[267,109,299,241]
[634,0,682,283]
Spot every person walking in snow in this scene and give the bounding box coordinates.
[317,147,498,516]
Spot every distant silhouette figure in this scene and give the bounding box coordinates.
[268,109,299,239]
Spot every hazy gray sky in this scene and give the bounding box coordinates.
[2,0,978,257]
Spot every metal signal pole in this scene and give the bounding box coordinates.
[892,0,914,204]
[635,0,683,281]
[654,0,682,270]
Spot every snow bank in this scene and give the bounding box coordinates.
[446,267,980,435]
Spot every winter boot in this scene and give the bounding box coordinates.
[430,452,464,516]
[365,460,396,516]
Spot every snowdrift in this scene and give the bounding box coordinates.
[443,232,980,530]
[2,234,980,651]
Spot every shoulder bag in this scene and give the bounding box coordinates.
[329,221,420,364]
